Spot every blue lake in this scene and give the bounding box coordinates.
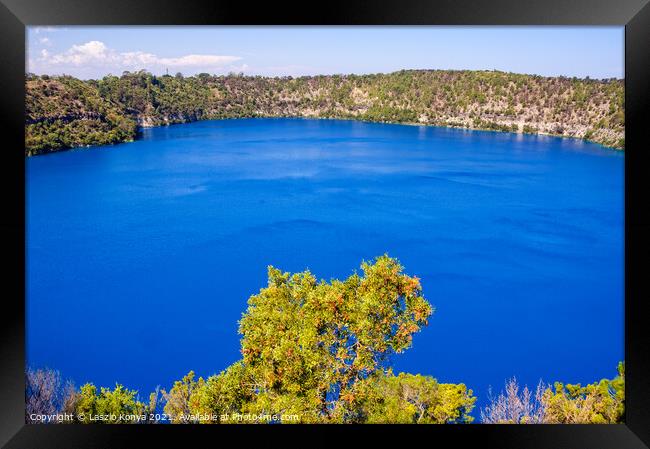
[26,118,624,417]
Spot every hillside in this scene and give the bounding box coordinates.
[25,70,625,156]
[25,76,137,155]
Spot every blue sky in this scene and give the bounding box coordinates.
[27,26,624,80]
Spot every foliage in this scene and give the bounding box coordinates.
[25,368,75,423]
[238,254,432,420]
[345,371,476,423]
[161,255,477,424]
[25,366,160,424]
[481,363,625,424]
[24,257,625,425]
[542,362,625,424]
[25,69,625,155]
[161,371,205,423]
[72,383,159,424]
[25,75,137,156]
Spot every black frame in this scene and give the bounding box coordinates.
[1,0,649,447]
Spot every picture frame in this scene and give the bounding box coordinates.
[1,0,648,447]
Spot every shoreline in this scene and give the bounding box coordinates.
[27,115,623,157]
[25,70,625,156]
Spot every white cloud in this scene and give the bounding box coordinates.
[48,41,115,65]
[38,37,52,46]
[118,51,242,68]
[31,40,243,77]
[33,26,61,34]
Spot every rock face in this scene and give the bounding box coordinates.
[25,70,625,156]
[137,116,156,128]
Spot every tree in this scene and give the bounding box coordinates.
[237,254,433,420]
[25,70,626,156]
[25,368,69,422]
[74,383,158,424]
[162,255,479,424]
[542,362,625,424]
[162,370,205,423]
[481,377,547,424]
[346,371,476,423]
[25,367,78,423]
[482,363,625,424]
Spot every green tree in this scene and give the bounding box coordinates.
[542,362,625,424]
[164,255,479,424]
[345,371,476,423]
[237,254,433,420]
[482,363,625,424]
[161,371,205,423]
[73,383,157,424]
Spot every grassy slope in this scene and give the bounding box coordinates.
[25,70,625,156]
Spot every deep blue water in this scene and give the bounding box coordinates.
[26,118,624,418]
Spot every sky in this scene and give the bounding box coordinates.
[26,26,624,80]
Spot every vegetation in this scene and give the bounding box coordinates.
[481,362,625,424]
[161,255,474,424]
[346,371,476,424]
[25,368,71,422]
[25,256,625,424]
[25,69,625,155]
[25,75,136,156]
[26,367,159,424]
[542,362,625,424]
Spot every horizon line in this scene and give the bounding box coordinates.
[25,68,625,82]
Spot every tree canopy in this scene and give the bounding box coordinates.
[481,362,625,424]
[162,255,474,423]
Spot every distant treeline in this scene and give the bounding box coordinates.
[25,69,625,156]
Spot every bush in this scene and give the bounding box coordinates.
[481,363,625,424]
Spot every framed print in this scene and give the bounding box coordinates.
[1,0,649,447]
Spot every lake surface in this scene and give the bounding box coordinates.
[26,118,624,418]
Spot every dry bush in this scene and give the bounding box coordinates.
[481,377,547,424]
